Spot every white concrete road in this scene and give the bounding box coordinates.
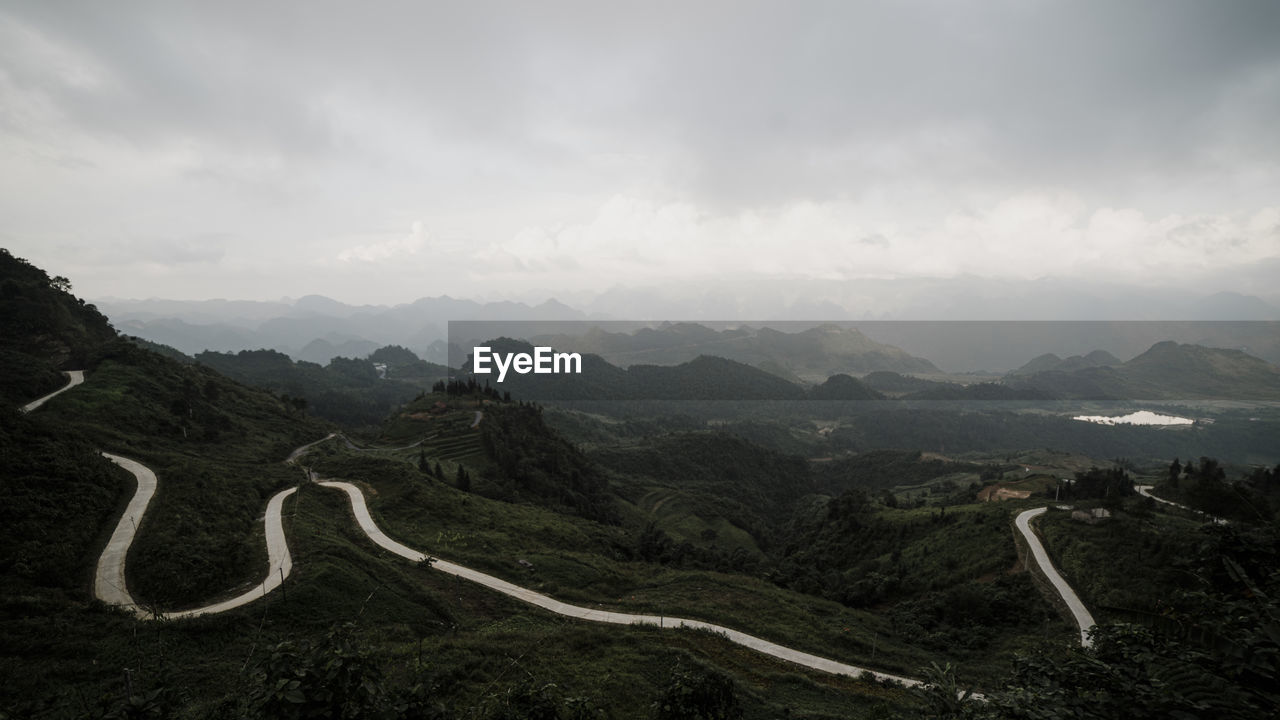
[1136,484,1225,523]
[20,369,84,413]
[1014,507,1096,647]
[94,453,156,613]
[96,452,297,620]
[23,370,299,620]
[320,478,923,687]
[1135,484,1181,509]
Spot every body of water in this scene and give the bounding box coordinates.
[1072,410,1194,426]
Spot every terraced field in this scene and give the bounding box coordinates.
[368,399,487,466]
[638,487,762,554]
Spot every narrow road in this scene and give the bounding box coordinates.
[1014,508,1095,647]
[95,454,298,620]
[1135,484,1182,509]
[25,371,299,620]
[20,370,84,413]
[319,478,924,687]
[1136,484,1225,523]
[94,453,156,612]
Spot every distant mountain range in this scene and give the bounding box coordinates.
[96,280,1280,373]
[462,338,847,401]
[575,276,1280,323]
[1008,350,1123,376]
[464,336,1280,403]
[1008,342,1280,400]
[102,295,588,364]
[528,323,939,381]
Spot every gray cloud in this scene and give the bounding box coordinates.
[0,1,1277,304]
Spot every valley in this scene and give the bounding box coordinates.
[1,250,1277,719]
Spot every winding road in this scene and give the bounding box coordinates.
[20,369,83,412]
[1135,484,1220,519]
[21,370,1103,690]
[1013,508,1096,648]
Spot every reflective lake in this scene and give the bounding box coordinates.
[1072,410,1194,426]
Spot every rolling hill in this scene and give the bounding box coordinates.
[1010,341,1280,400]
[531,322,940,381]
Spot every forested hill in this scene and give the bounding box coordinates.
[195,347,446,427]
[463,338,810,400]
[531,322,941,379]
[0,248,117,403]
[1009,340,1280,399]
[469,335,1280,405]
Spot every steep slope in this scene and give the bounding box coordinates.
[0,249,117,403]
[2,252,332,610]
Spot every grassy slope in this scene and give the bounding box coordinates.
[1035,500,1205,615]
[307,434,1077,687]
[3,457,920,719]
[36,342,332,610]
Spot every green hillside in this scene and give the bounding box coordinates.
[196,345,448,427]
[1011,341,1280,400]
[0,249,116,404]
[4,251,1277,718]
[809,373,885,401]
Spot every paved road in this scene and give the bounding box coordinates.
[96,452,298,620]
[1135,484,1180,508]
[20,370,84,413]
[94,453,156,613]
[319,478,924,687]
[25,371,300,619]
[1014,508,1096,647]
[1135,485,1225,523]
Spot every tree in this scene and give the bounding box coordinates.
[881,489,899,509]
[456,465,470,492]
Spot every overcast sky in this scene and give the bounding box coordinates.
[2,1,1278,306]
